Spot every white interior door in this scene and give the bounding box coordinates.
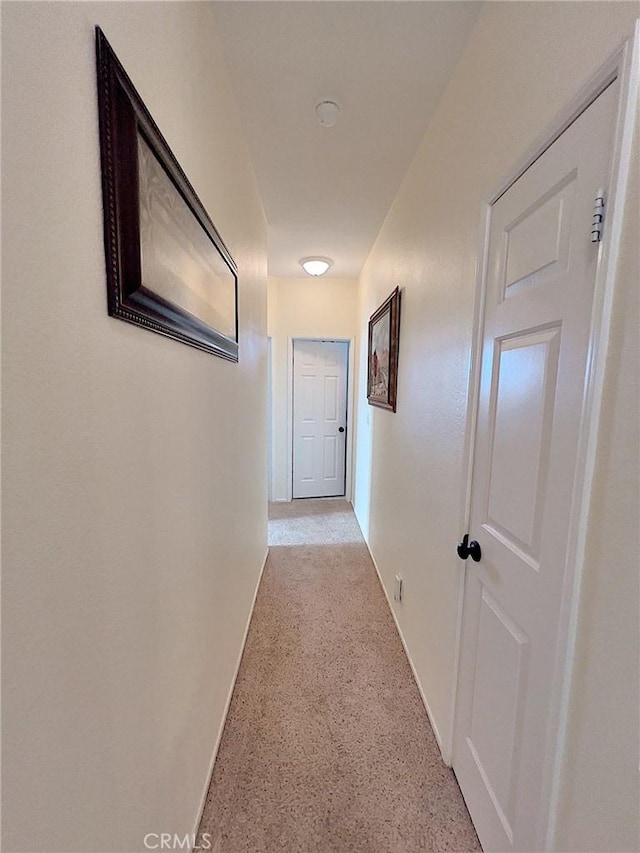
[453,82,619,852]
[293,340,348,499]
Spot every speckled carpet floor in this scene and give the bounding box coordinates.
[197,499,481,853]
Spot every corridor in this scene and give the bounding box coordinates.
[196,501,480,852]
[3,3,638,851]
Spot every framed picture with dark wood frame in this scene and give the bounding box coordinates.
[96,27,238,361]
[367,287,401,411]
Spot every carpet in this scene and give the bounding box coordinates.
[197,499,481,852]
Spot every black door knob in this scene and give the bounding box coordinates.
[338,427,345,433]
[467,540,482,562]
[457,534,482,562]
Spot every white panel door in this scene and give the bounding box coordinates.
[293,340,348,499]
[453,82,619,852]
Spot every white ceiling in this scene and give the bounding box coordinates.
[210,1,482,279]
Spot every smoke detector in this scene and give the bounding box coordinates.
[314,100,341,128]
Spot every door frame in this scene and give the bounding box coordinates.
[287,337,355,502]
[450,24,639,851]
[267,336,274,502]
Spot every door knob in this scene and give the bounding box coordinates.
[338,427,345,433]
[457,534,482,562]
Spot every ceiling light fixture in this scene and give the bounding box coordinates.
[314,100,341,128]
[301,257,333,276]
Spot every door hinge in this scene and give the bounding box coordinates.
[591,189,605,243]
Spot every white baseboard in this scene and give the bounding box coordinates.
[192,548,269,838]
[355,525,448,765]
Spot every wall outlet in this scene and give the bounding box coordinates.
[393,574,403,603]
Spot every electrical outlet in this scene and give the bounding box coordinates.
[394,574,403,602]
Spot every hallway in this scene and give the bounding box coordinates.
[3,4,639,851]
[197,500,480,852]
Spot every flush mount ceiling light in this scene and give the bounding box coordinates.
[300,257,333,276]
[314,100,341,128]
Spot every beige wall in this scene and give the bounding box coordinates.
[2,3,267,852]
[268,277,358,502]
[353,3,639,850]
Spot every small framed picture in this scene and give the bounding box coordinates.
[367,287,401,412]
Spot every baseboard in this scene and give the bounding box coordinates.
[355,525,448,765]
[191,548,269,840]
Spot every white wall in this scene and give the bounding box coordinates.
[268,277,358,502]
[2,4,267,852]
[352,2,639,849]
